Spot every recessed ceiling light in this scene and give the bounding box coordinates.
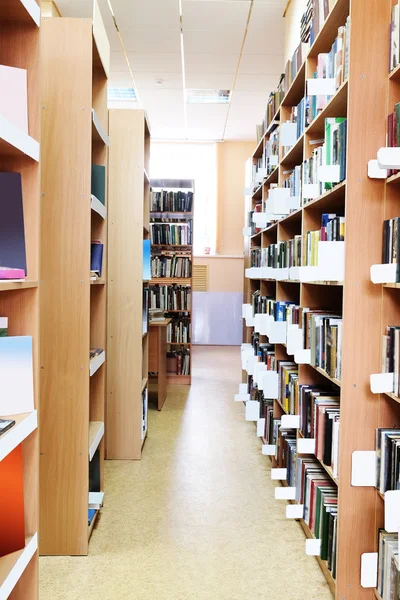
[186,89,231,104]
[108,87,137,101]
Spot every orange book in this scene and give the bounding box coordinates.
[0,444,25,557]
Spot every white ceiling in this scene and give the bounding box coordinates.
[55,0,287,141]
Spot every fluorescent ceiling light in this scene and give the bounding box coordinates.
[108,87,137,101]
[186,89,231,104]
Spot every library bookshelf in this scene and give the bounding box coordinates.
[241,0,392,598]
[106,109,151,460]
[39,3,110,555]
[149,179,194,385]
[0,1,40,597]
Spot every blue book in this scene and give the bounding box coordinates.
[88,509,96,525]
[143,239,151,281]
[91,242,103,276]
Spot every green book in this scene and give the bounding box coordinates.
[0,317,8,337]
[396,102,400,146]
[91,164,106,206]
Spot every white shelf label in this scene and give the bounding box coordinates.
[262,444,276,456]
[261,370,279,398]
[286,504,304,519]
[370,372,394,394]
[351,451,377,487]
[361,553,378,588]
[280,414,300,430]
[306,539,321,556]
[302,183,320,199]
[271,468,287,480]
[280,122,298,147]
[275,486,296,500]
[297,438,316,454]
[384,490,400,532]
[318,164,341,184]
[295,348,311,364]
[370,263,397,284]
[368,159,388,179]
[256,418,265,437]
[377,147,400,170]
[307,77,336,96]
[245,400,260,422]
[234,393,250,402]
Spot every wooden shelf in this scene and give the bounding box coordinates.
[40,8,110,556]
[252,182,263,200]
[0,411,37,462]
[88,510,99,541]
[167,374,191,384]
[386,172,400,185]
[383,282,400,289]
[282,61,306,107]
[305,80,348,137]
[312,365,341,387]
[167,342,191,346]
[150,278,191,285]
[0,114,40,161]
[107,109,150,460]
[280,132,304,166]
[374,590,383,600]
[88,421,104,461]
[0,280,38,292]
[384,391,400,404]
[150,211,193,216]
[164,309,192,313]
[0,534,38,598]
[0,0,41,25]
[297,431,338,484]
[264,167,279,186]
[389,63,400,81]
[303,180,346,211]
[308,0,350,58]
[92,108,109,146]
[298,519,336,595]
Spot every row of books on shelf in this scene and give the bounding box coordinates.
[390,2,400,73]
[167,349,191,376]
[249,300,343,379]
[166,316,191,344]
[150,221,193,246]
[250,214,345,272]
[149,285,191,311]
[151,254,192,279]
[255,0,346,140]
[150,190,193,213]
[252,126,279,183]
[383,327,400,399]
[387,103,400,178]
[377,530,399,600]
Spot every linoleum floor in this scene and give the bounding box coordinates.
[40,345,333,600]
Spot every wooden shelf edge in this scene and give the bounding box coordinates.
[384,391,400,404]
[89,350,105,377]
[298,519,336,595]
[280,132,304,166]
[91,195,106,219]
[305,79,348,136]
[19,0,41,25]
[88,421,104,461]
[88,509,99,541]
[0,113,40,161]
[0,411,38,462]
[303,180,347,210]
[0,280,38,292]
[90,278,106,285]
[92,108,109,146]
[0,534,38,596]
[141,377,148,392]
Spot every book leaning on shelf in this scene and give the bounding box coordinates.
[302,118,347,205]
[390,2,400,73]
[307,18,350,123]
[167,349,191,375]
[382,327,400,397]
[387,104,400,178]
[252,126,279,183]
[377,530,399,599]
[376,427,400,494]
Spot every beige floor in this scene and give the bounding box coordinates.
[40,346,332,600]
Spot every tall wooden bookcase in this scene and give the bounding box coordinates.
[149,179,194,385]
[0,1,40,597]
[39,5,110,555]
[106,109,151,460]
[242,0,392,598]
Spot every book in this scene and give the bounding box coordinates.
[166,315,191,344]
[0,445,25,557]
[143,239,151,281]
[150,190,193,213]
[151,252,191,279]
[0,336,34,416]
[0,172,27,275]
[91,165,106,206]
[90,241,103,276]
[149,284,191,311]
[0,418,15,436]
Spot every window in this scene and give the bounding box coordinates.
[150,142,217,255]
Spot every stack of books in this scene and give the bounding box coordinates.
[150,220,193,245]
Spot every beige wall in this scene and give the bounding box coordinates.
[195,256,244,293]
[216,141,254,256]
[284,0,307,62]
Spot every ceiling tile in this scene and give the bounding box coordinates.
[235,72,280,92]
[185,72,235,89]
[55,0,93,17]
[110,51,129,70]
[109,70,135,86]
[132,72,184,90]
[224,118,256,141]
[182,0,250,31]
[184,30,243,54]
[184,53,238,74]
[126,52,182,73]
[239,54,284,75]
[111,0,181,29]
[119,28,181,53]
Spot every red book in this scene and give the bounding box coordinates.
[0,445,25,557]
